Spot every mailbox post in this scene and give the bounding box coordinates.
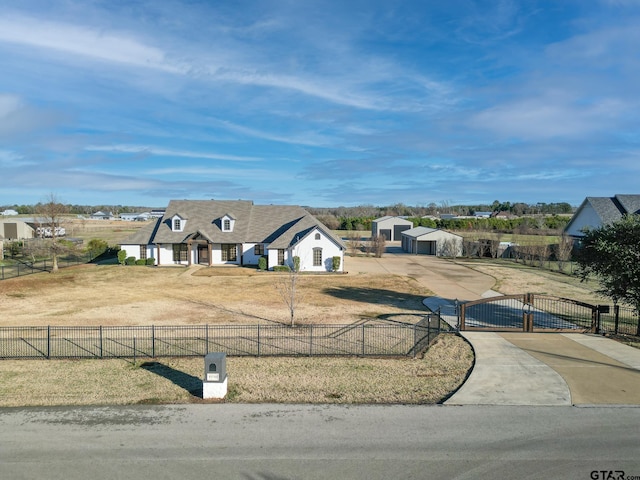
[203,352,227,399]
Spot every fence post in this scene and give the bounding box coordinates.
[99,325,103,358]
[152,325,155,358]
[257,324,261,357]
[206,324,209,354]
[362,323,365,356]
[614,305,619,335]
[309,325,313,357]
[47,325,51,359]
[133,336,136,364]
[413,324,417,359]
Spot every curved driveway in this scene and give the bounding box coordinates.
[346,249,640,406]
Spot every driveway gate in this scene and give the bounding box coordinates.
[459,294,600,333]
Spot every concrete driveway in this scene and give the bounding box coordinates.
[346,248,640,406]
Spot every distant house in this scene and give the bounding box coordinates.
[401,227,463,256]
[474,211,492,218]
[564,194,640,237]
[1,209,18,216]
[120,212,152,222]
[150,209,165,218]
[371,216,414,241]
[90,211,115,221]
[120,199,345,271]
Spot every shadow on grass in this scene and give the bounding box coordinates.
[323,286,426,310]
[140,361,203,398]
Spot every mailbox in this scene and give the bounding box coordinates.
[204,352,226,383]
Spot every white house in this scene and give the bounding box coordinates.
[401,227,463,256]
[120,200,346,272]
[564,194,640,237]
[1,209,19,216]
[120,212,152,222]
[371,216,414,241]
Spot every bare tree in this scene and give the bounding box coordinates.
[346,230,361,257]
[35,193,69,272]
[555,234,574,272]
[369,234,386,258]
[275,254,303,327]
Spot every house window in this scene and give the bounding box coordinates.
[173,219,181,231]
[139,246,147,261]
[223,219,231,231]
[313,248,322,267]
[278,249,285,265]
[173,244,188,262]
[254,244,264,255]
[221,244,237,262]
[315,233,321,240]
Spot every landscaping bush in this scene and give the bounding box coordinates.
[273,265,291,272]
[146,258,155,266]
[135,259,146,265]
[125,256,136,265]
[332,256,341,271]
[117,250,127,265]
[258,256,267,271]
[293,256,300,272]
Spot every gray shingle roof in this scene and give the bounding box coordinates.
[121,200,344,249]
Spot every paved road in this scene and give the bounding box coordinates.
[2,404,639,480]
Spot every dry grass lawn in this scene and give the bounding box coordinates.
[0,264,430,326]
[0,334,471,407]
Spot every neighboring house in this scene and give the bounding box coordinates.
[90,211,115,220]
[120,212,152,222]
[564,194,640,237]
[401,227,463,257]
[150,209,165,218]
[120,200,346,271]
[474,211,492,218]
[1,209,19,216]
[0,220,35,240]
[371,216,413,241]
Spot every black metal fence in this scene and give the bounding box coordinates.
[0,317,450,360]
[598,305,640,336]
[0,255,90,280]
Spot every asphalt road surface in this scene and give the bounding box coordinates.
[2,404,639,480]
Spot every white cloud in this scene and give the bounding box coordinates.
[0,14,182,73]
[85,144,259,162]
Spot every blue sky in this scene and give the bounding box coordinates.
[1,0,639,208]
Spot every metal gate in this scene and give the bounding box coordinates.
[459,294,599,333]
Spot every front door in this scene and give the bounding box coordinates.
[197,244,209,265]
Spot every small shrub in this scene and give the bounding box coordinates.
[332,256,341,271]
[273,265,291,272]
[135,259,146,265]
[293,256,300,272]
[125,256,136,265]
[258,256,267,271]
[146,258,155,266]
[117,250,127,265]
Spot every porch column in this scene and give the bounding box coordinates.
[187,240,192,266]
[155,244,160,266]
[208,243,212,267]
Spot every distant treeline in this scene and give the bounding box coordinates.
[313,215,570,233]
[1,204,160,215]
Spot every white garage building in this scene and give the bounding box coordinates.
[371,216,413,241]
[401,227,463,257]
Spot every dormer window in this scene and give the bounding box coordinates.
[220,214,235,232]
[171,214,186,232]
[315,233,321,240]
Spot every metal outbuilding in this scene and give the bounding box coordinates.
[401,227,463,256]
[371,216,413,241]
